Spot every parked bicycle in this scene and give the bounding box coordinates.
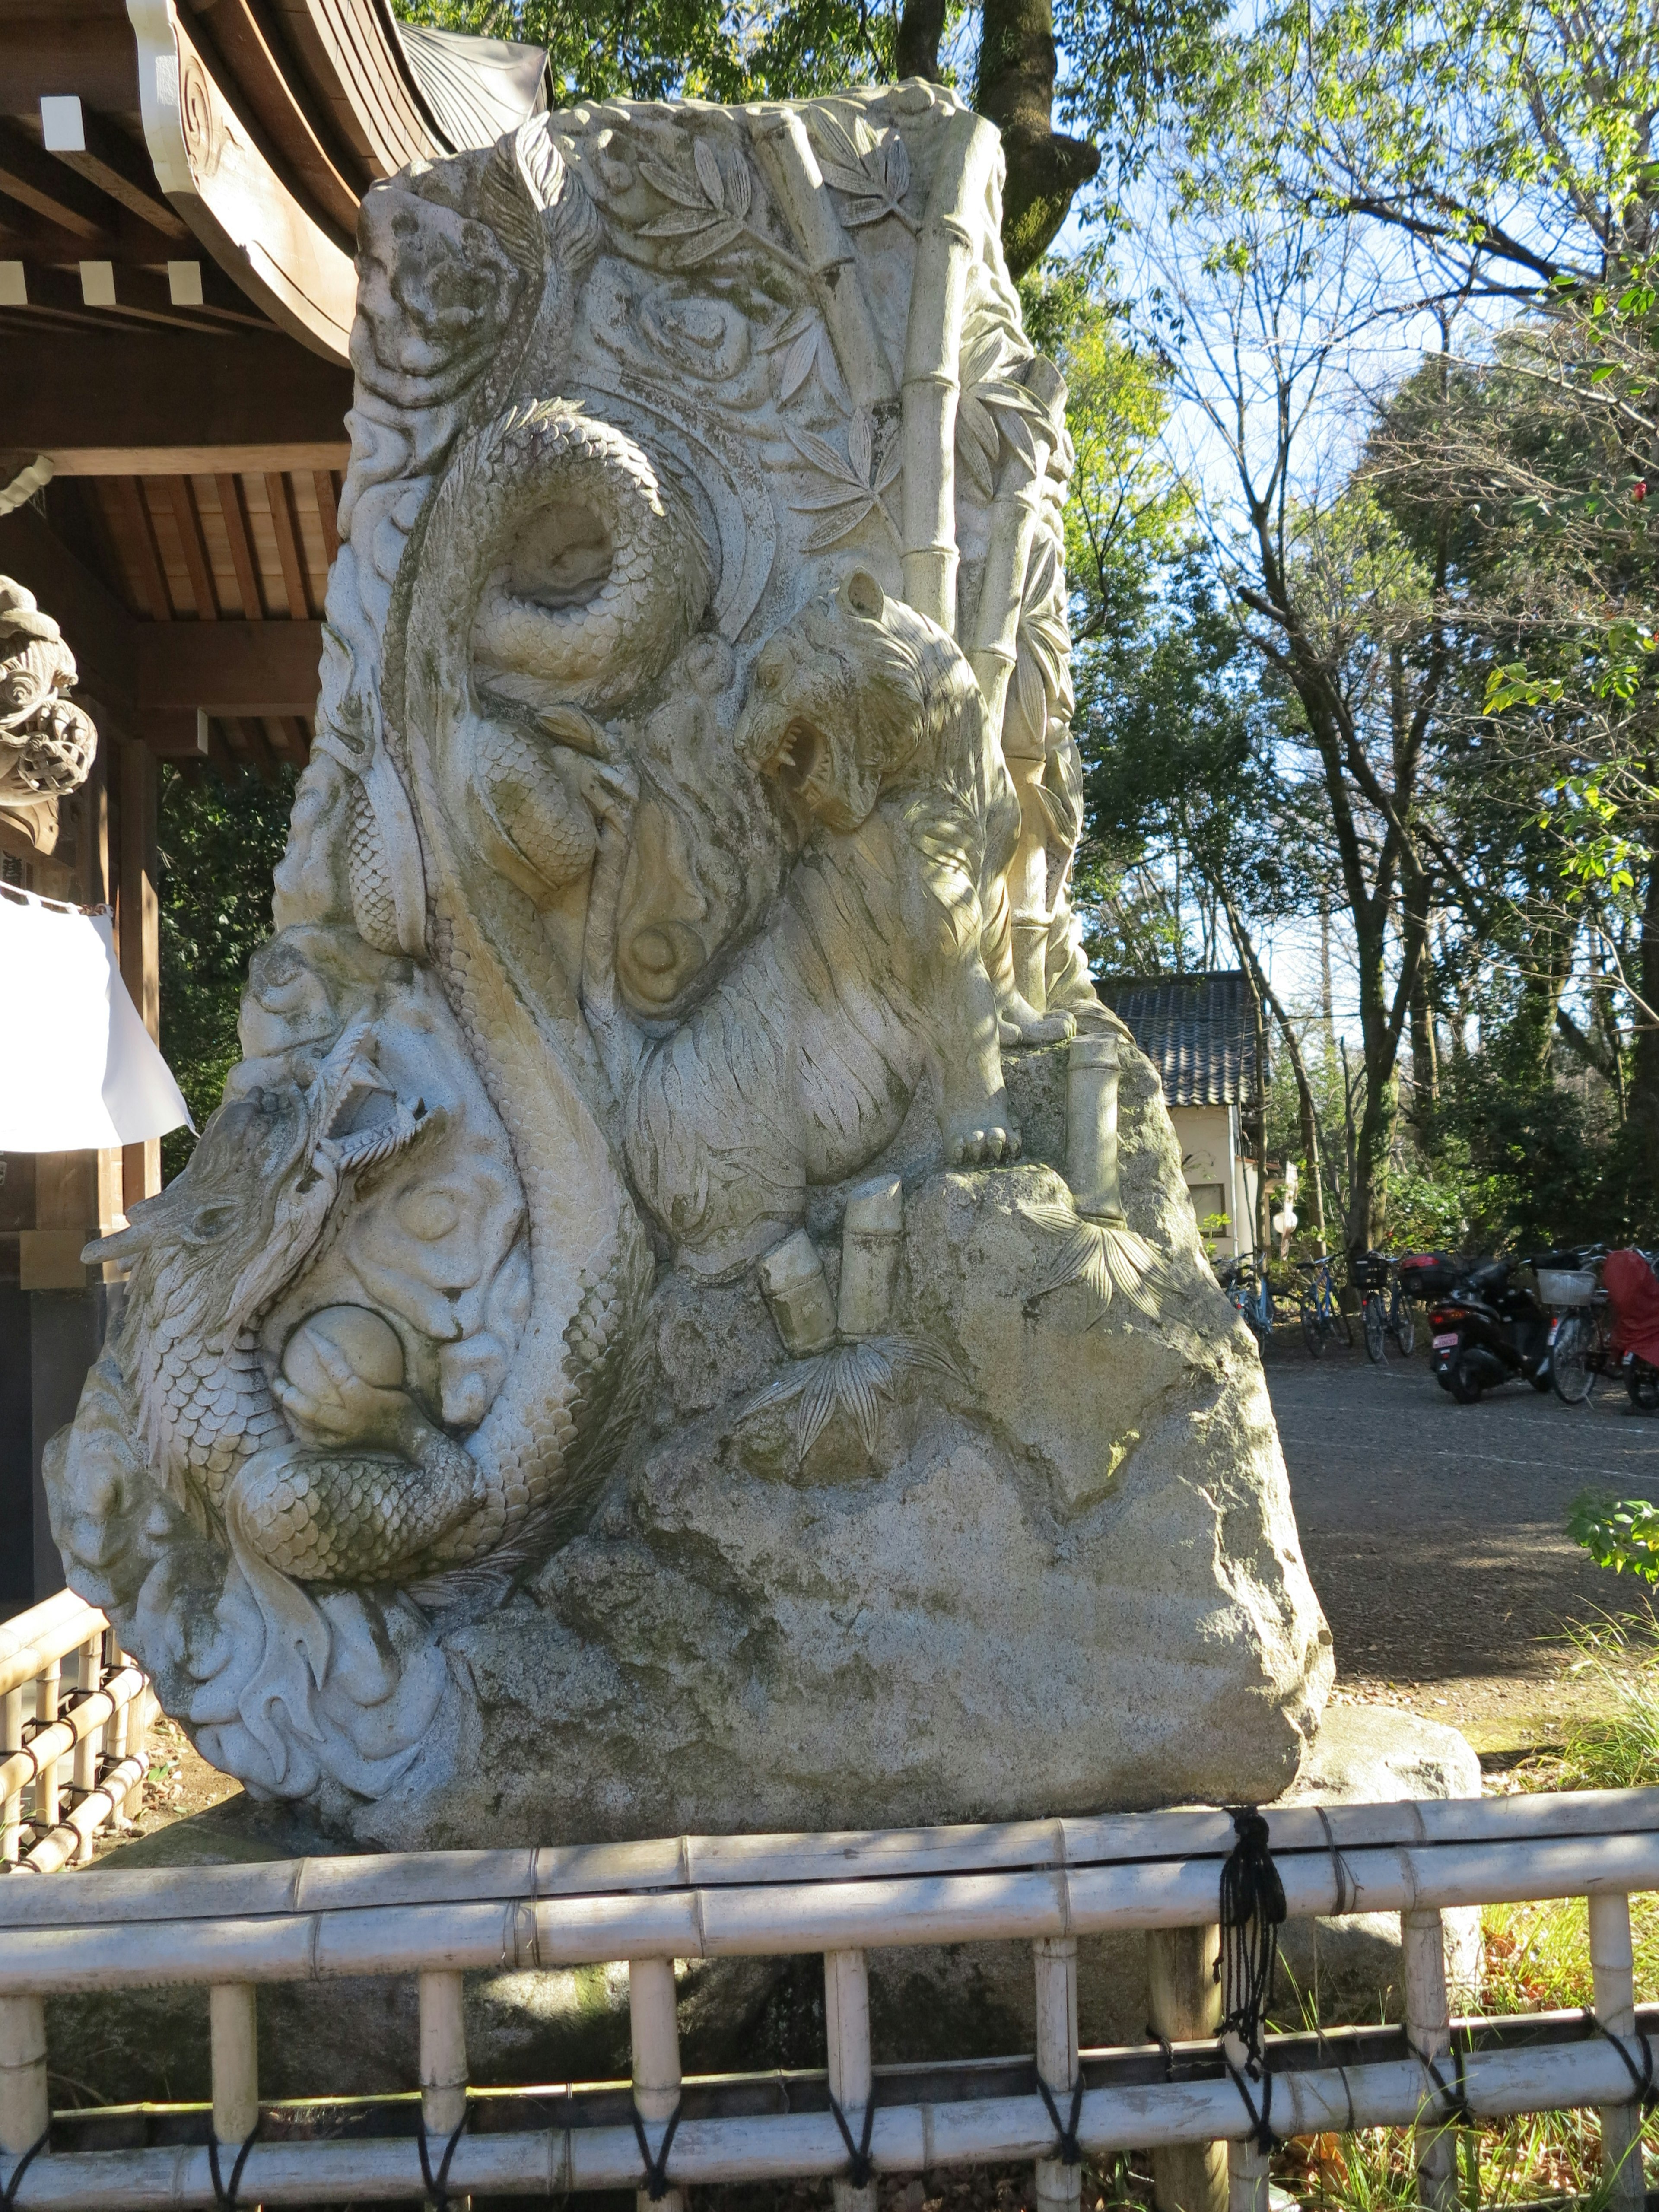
[1353,1249,1416,1363]
[1549,1247,1659,1411]
[1294,1252,1352,1357]
[1217,1255,1274,1344]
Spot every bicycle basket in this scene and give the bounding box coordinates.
[1536,1267,1599,1307]
[1351,1253,1390,1292]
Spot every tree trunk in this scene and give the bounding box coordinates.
[1221,889,1326,1246]
[974,0,1100,276]
[1408,956,1438,1128]
[894,0,947,79]
[1629,844,1659,1221]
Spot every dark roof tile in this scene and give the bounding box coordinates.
[1094,971,1262,1107]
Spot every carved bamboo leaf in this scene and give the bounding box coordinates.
[785,422,864,486]
[849,407,874,484]
[693,137,726,209]
[883,133,910,200]
[779,326,818,403]
[802,502,879,551]
[763,304,816,349]
[663,217,744,268]
[639,207,722,238]
[639,158,707,209]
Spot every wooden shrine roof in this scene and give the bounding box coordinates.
[0,0,549,777]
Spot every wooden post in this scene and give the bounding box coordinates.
[1033,1934,1080,2212]
[34,1659,60,1829]
[825,1949,874,2212]
[1148,1925,1226,2212]
[1590,1891,1644,2209]
[628,1955,683,2212]
[210,1983,258,2146]
[118,738,162,1211]
[0,1688,20,1865]
[1402,1907,1457,2211]
[0,1997,47,2160]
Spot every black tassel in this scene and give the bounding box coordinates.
[1217,1806,1285,2071]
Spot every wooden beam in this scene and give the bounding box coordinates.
[213,474,265,620]
[0,325,350,474]
[164,478,219,621]
[136,621,322,714]
[104,478,171,623]
[226,715,277,783]
[139,708,209,757]
[312,470,339,567]
[0,121,105,241]
[264,471,311,619]
[38,99,188,241]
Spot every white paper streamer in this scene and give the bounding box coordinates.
[0,885,192,1149]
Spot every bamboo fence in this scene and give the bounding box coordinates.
[0,1591,154,1875]
[4,1787,1659,2209]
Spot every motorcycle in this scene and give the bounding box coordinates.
[1427,1253,1557,1403]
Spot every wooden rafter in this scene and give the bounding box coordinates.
[165,479,219,623]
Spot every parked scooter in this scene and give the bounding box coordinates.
[1427,1253,1557,1403]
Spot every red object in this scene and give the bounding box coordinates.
[1605,1249,1659,1367]
[1634,481,1649,501]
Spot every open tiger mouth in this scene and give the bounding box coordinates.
[766,718,822,799]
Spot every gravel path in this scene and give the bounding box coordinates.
[1265,1341,1659,1754]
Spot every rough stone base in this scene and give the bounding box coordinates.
[52,1704,1481,2109]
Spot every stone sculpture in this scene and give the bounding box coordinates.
[48,86,1332,1840]
[0,578,98,820]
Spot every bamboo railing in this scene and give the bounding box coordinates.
[0,1591,153,1876]
[3,1787,1659,2208]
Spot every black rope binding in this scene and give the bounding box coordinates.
[1034,2072,1085,2166]
[206,2117,262,2212]
[632,2098,683,2202]
[1218,1807,1286,2071]
[1582,2009,1659,2108]
[1145,2025,1176,2081]
[1409,2039,1476,2129]
[417,2104,469,2212]
[0,2128,48,2211]
[827,2087,877,2187]
[1224,2059,1278,2154]
[1314,1806,1357,1916]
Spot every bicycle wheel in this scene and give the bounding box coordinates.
[1551,1316,1593,1405]
[1300,1295,1325,1357]
[1363,1293,1388,1363]
[1390,1288,1415,1357]
[1333,1300,1354,1349]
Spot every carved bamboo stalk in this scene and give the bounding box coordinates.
[758,1229,837,1356]
[838,1178,903,1339]
[900,109,1000,633]
[210,1983,259,2148]
[629,1955,683,2212]
[1067,1034,1125,1224]
[968,358,1067,734]
[825,1948,875,2212]
[1402,1907,1457,2211]
[750,111,896,416]
[1589,1891,1644,2209]
[1033,1934,1081,2212]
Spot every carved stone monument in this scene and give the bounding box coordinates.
[48,87,1332,1846]
[0,577,99,842]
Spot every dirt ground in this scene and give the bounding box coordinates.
[1265,1333,1659,1756]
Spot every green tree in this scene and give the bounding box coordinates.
[157,765,296,1179]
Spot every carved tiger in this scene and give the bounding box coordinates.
[583,570,1023,1279]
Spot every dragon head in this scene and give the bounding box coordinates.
[88,1022,433,1346]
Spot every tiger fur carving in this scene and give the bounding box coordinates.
[583,570,1024,1278]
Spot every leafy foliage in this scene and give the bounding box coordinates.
[157,765,295,1180]
[1567,1495,1659,1586]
